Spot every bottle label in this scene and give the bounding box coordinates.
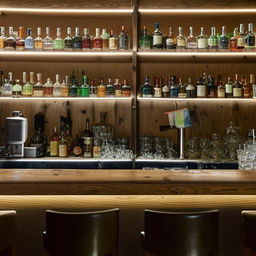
[80,87,90,97]
[121,90,131,97]
[73,145,82,156]
[233,88,242,97]
[0,38,4,48]
[115,89,122,97]
[219,37,229,49]
[50,141,59,156]
[93,39,103,49]
[102,39,109,49]
[246,36,255,47]
[243,88,251,98]
[153,35,162,46]
[197,39,208,49]
[253,84,256,98]
[61,88,69,97]
[34,41,43,49]
[237,37,245,47]
[162,86,170,93]
[25,39,34,49]
[197,85,206,97]
[230,40,237,50]
[84,137,93,158]
[97,86,106,97]
[208,37,218,47]
[170,87,179,97]
[119,36,128,49]
[59,144,68,157]
[93,146,101,158]
[225,84,233,94]
[73,41,82,49]
[64,39,73,49]
[178,93,187,98]
[177,39,186,47]
[166,38,173,46]
[33,90,43,97]
[109,38,118,50]
[53,40,64,50]
[186,89,195,98]
[217,88,225,98]
[154,88,162,97]
[82,38,91,49]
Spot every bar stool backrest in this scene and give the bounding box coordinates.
[144,209,219,256]
[0,210,16,256]
[242,210,256,253]
[44,208,119,256]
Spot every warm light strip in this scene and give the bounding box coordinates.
[137,97,256,101]
[0,158,132,162]
[0,8,132,14]
[137,52,256,57]
[0,97,132,100]
[139,8,256,13]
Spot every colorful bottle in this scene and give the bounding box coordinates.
[61,76,70,97]
[12,79,22,98]
[197,27,208,49]
[93,28,103,49]
[53,74,62,97]
[142,77,153,97]
[237,24,245,49]
[218,26,229,49]
[24,28,34,50]
[80,75,90,97]
[43,27,53,50]
[4,27,16,50]
[33,73,43,97]
[43,78,53,97]
[101,29,110,50]
[70,72,78,97]
[50,127,59,157]
[34,27,43,50]
[119,26,129,50]
[230,28,239,51]
[187,27,197,49]
[139,26,152,49]
[90,79,97,97]
[121,79,131,97]
[154,77,162,98]
[245,23,255,49]
[208,27,218,49]
[59,129,68,157]
[16,27,25,51]
[73,27,82,50]
[242,76,251,98]
[217,75,225,98]
[82,28,91,49]
[97,78,106,97]
[64,27,73,50]
[207,75,217,97]
[22,72,33,97]
[152,23,163,49]
[114,78,122,97]
[170,76,179,97]
[0,27,6,49]
[233,74,242,98]
[83,118,94,158]
[109,30,118,50]
[53,28,64,50]
[225,77,233,98]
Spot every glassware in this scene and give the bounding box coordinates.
[73,27,82,50]
[176,27,186,49]
[187,26,197,49]
[43,27,53,50]
[139,26,152,49]
[208,27,218,49]
[118,26,129,50]
[218,26,229,50]
[34,27,43,50]
[101,28,110,50]
[152,23,163,49]
[197,27,208,49]
[82,28,91,49]
[64,27,73,51]
[53,28,64,50]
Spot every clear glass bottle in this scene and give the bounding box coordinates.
[33,73,43,97]
[121,79,131,97]
[176,27,186,49]
[162,77,170,98]
[101,29,110,50]
[73,27,82,50]
[80,75,90,97]
[225,77,233,98]
[197,27,208,49]
[237,24,246,49]
[70,72,78,97]
[142,76,153,97]
[196,73,207,98]
[0,27,6,49]
[0,70,4,96]
[208,75,217,98]
[43,27,53,50]
[186,78,196,98]
[4,27,16,50]
[61,76,70,97]
[233,74,242,98]
[245,23,255,49]
[90,79,97,97]
[230,28,239,51]
[242,76,252,98]
[109,30,118,50]
[218,26,230,50]
[53,74,62,97]
[217,75,225,98]
[152,23,163,49]
[12,79,22,98]
[114,78,122,97]
[64,27,73,51]
[34,27,43,50]
[2,72,13,97]
[177,78,187,98]
[24,28,34,50]
[22,72,33,97]
[119,25,129,50]
[250,74,256,99]
[208,27,218,49]
[53,28,64,50]
[16,27,25,51]
[43,78,53,97]
[186,27,197,49]
[59,129,68,158]
[93,28,103,49]
[139,26,152,49]
[106,78,115,97]
[97,78,107,97]
[82,28,91,50]
[153,77,162,98]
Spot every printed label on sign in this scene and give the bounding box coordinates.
[197,85,206,97]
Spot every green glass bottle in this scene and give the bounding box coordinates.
[53,28,64,50]
[70,71,78,97]
[139,26,152,49]
[80,75,90,97]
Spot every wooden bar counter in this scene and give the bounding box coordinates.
[0,169,256,195]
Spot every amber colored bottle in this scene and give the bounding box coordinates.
[242,76,252,98]
[49,127,59,157]
[97,78,106,97]
[16,27,25,50]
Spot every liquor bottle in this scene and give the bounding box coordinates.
[0,27,6,49]
[170,76,179,98]
[187,27,197,49]
[73,27,82,50]
[2,72,14,97]
[24,28,34,50]
[12,79,22,98]
[16,27,25,51]
[90,79,97,97]
[218,26,229,50]
[176,27,186,49]
[0,70,3,96]
[208,75,217,98]
[49,127,59,157]
[72,135,83,157]
[80,75,90,97]
[196,73,207,98]
[142,76,153,97]
[217,75,225,98]
[119,25,129,50]
[82,28,91,50]
[93,138,101,158]
[43,27,53,50]
[230,28,239,51]
[83,118,93,158]
[61,76,69,97]
[250,74,256,99]
[65,125,73,154]
[245,23,255,49]
[153,77,162,98]
[43,78,53,97]
[64,27,73,50]
[152,23,163,49]
[97,78,106,97]
[53,74,62,97]
[101,29,110,50]
[121,79,131,97]
[4,27,16,50]
[197,27,208,49]
[177,78,187,98]
[22,72,33,97]
[34,27,43,50]
[70,72,78,97]
[233,74,242,98]
[33,73,43,97]
[225,77,233,98]
[114,78,122,97]
[162,77,170,98]
[59,129,68,157]
[30,127,47,157]
[139,26,152,49]
[242,76,251,98]
[53,28,64,50]
[165,27,176,49]
[186,78,196,98]
[92,28,103,49]
[208,27,218,49]
[237,24,245,49]
[109,30,118,50]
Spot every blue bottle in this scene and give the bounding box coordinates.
[170,76,179,97]
[25,28,34,50]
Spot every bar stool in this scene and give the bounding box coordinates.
[43,208,119,256]
[141,209,219,256]
[242,210,256,256]
[0,210,16,256]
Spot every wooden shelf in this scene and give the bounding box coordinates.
[137,97,255,101]
[0,97,133,101]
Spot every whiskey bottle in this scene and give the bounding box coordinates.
[70,71,78,97]
[33,73,43,97]
[237,24,245,49]
[162,77,170,98]
[142,76,153,97]
[97,78,107,97]
[2,78,12,97]
[34,27,43,50]
[101,29,110,50]
[61,76,69,97]
[196,73,207,98]
[93,138,101,158]
[59,129,68,157]
[53,74,62,97]
[208,27,218,49]
[176,27,186,49]
[53,28,64,50]
[186,78,195,98]
[230,28,239,51]
[114,78,122,97]
[217,76,225,98]
[82,28,91,49]
[109,30,118,50]
[49,127,59,157]
[12,79,22,98]
[73,27,82,50]
[166,27,176,49]
[72,135,83,157]
[218,26,229,50]
[197,27,208,49]
[225,77,233,98]
[22,72,33,97]
[25,28,34,50]
[16,27,25,51]
[233,74,242,98]
[80,75,90,97]
[4,27,16,50]
[242,76,251,98]
[93,28,103,49]
[177,78,187,98]
[208,75,217,98]
[245,23,255,49]
[152,23,163,49]
[187,27,197,49]
[153,77,162,98]
[139,26,152,49]
[118,26,129,50]
[170,76,179,98]
[90,79,97,97]
[43,27,53,50]
[0,27,6,49]
[43,78,53,97]
[64,27,74,51]
[83,118,94,158]
[121,79,131,97]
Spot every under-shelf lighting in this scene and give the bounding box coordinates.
[0,97,133,101]
[0,158,132,162]
[137,97,256,101]
[137,52,256,57]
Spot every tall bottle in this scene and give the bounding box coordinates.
[106,78,115,97]
[176,27,186,49]
[153,77,162,98]
[187,27,197,49]
[12,79,22,98]
[245,23,255,49]
[0,27,6,49]
[121,79,131,97]
[80,75,90,97]
[33,73,43,97]
[97,78,106,97]
[186,78,196,98]
[49,127,59,157]
[217,75,225,98]
[4,27,16,50]
[170,76,179,98]
[114,78,122,97]
[152,23,163,49]
[22,72,33,97]
[73,27,82,50]
[59,129,68,157]
[90,79,97,97]
[119,26,129,50]
[92,28,103,49]
[70,71,78,97]
[141,76,153,97]
[16,27,25,51]
[2,72,13,97]
[64,27,73,51]
[83,118,94,158]
[53,74,62,97]
[250,74,256,99]
[197,27,208,49]
[43,27,53,50]
[24,28,34,50]
[177,78,187,98]
[218,26,229,50]
[34,27,43,50]
[233,74,242,98]
[43,78,53,97]
[109,30,118,50]
[230,28,239,51]
[82,28,91,50]
[196,73,207,98]
[53,28,64,50]
[225,77,233,98]
[208,27,218,49]
[162,77,170,98]
[207,75,217,98]
[237,24,245,49]
[61,76,70,97]
[101,29,110,50]
[139,26,152,49]
[242,76,252,98]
